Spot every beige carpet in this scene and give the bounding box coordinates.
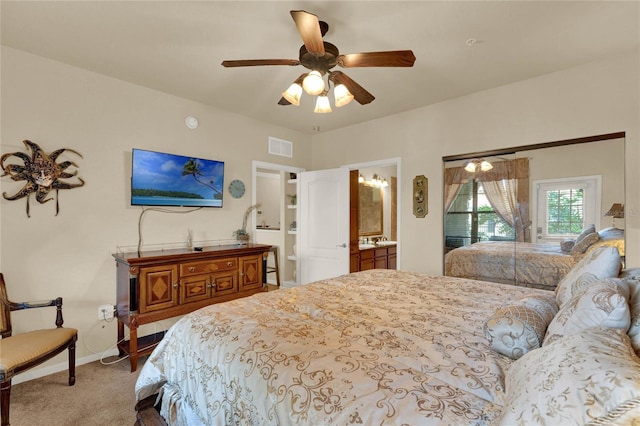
[8,355,144,426]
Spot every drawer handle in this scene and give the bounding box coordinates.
[226,261,233,267]
[188,267,196,272]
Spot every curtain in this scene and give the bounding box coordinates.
[443,166,468,212]
[477,158,530,242]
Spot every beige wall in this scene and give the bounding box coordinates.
[310,52,640,273]
[2,46,639,381]
[0,47,312,380]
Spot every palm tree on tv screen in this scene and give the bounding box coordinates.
[182,159,222,199]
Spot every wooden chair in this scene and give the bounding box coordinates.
[0,273,77,426]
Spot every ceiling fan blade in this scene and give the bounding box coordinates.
[329,71,375,105]
[221,59,300,67]
[290,10,325,56]
[337,50,416,67]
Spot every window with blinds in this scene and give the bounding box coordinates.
[445,180,515,251]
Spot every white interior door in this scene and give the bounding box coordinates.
[298,168,350,284]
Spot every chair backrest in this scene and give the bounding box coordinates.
[0,273,12,338]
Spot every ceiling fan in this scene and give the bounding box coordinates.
[221,10,416,112]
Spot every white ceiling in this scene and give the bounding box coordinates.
[2,1,638,134]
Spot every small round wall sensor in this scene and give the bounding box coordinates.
[185,116,199,129]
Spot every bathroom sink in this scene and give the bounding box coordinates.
[359,244,376,250]
[375,241,397,246]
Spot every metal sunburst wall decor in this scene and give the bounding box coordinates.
[1,139,85,217]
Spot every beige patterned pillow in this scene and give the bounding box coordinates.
[622,268,640,355]
[500,327,640,426]
[484,295,558,359]
[570,231,600,255]
[574,223,596,245]
[555,247,621,307]
[544,278,630,346]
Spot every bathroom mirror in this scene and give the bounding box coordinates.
[359,183,383,236]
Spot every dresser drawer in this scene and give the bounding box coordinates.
[180,258,237,276]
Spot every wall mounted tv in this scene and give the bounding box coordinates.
[131,148,224,208]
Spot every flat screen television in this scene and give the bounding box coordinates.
[131,148,224,207]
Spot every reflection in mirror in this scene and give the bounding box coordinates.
[443,135,625,291]
[359,183,383,236]
[256,169,281,230]
[358,165,397,241]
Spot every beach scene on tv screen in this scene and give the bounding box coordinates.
[132,149,224,207]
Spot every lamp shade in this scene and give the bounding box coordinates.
[480,160,493,171]
[605,203,624,218]
[314,95,332,113]
[334,84,354,107]
[463,160,477,173]
[282,83,302,106]
[302,71,325,95]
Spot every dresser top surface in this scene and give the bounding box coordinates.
[113,243,272,265]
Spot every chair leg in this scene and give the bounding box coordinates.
[1,379,11,426]
[68,336,77,386]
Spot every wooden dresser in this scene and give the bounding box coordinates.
[113,243,271,371]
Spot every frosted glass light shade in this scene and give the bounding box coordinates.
[314,95,332,113]
[334,84,354,107]
[302,71,325,95]
[480,160,493,171]
[282,83,302,106]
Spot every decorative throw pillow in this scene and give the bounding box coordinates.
[500,327,640,426]
[544,278,630,346]
[570,231,600,255]
[622,269,640,355]
[555,246,621,307]
[560,238,575,253]
[483,295,558,359]
[574,223,596,245]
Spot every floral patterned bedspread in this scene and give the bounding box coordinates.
[135,269,551,425]
[444,241,577,290]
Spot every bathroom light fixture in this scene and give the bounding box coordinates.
[358,174,365,183]
[463,159,493,173]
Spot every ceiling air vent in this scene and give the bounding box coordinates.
[268,137,293,158]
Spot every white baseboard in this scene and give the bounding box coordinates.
[12,348,120,385]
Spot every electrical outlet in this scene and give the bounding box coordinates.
[98,304,115,321]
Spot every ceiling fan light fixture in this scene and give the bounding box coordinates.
[480,160,493,172]
[314,95,332,113]
[463,160,477,173]
[303,71,325,95]
[334,84,354,107]
[282,83,302,106]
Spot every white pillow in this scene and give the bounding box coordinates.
[483,295,558,359]
[500,327,640,426]
[555,246,621,307]
[544,278,630,346]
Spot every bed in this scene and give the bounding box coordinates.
[444,227,625,290]
[135,255,640,425]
